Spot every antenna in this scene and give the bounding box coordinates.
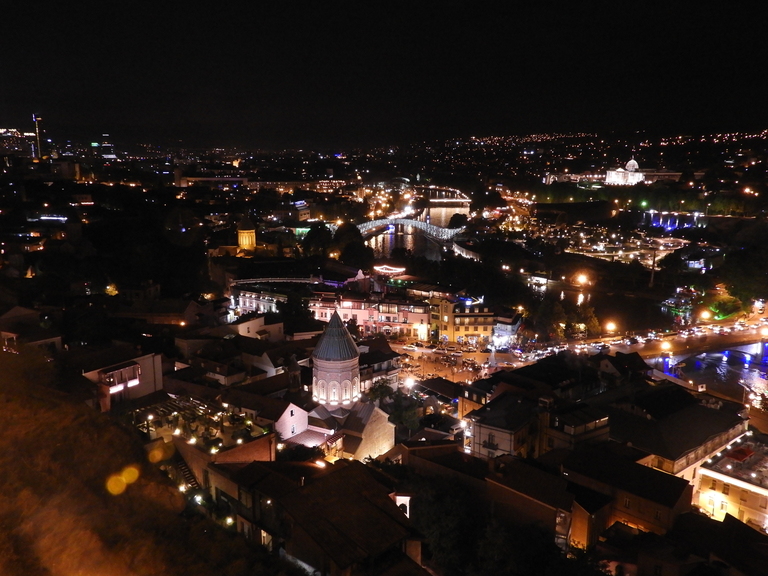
[32,114,42,159]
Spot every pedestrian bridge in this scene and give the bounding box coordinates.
[415,185,472,204]
[356,218,465,240]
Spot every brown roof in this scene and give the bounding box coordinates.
[279,461,413,569]
[220,389,291,421]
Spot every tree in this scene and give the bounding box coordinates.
[301,222,333,257]
[345,317,361,340]
[275,290,314,328]
[367,380,394,404]
[534,296,567,341]
[720,246,768,305]
[388,390,420,432]
[332,221,363,247]
[410,475,484,576]
[447,213,468,228]
[339,240,374,270]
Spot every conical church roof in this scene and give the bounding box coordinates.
[237,214,256,231]
[312,310,359,361]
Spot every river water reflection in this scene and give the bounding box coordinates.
[366,206,674,333]
[365,206,469,260]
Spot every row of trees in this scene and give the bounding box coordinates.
[301,221,375,270]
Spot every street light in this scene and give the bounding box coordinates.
[605,321,617,335]
[700,310,711,322]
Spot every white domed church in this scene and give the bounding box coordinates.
[307,310,396,460]
[312,310,361,405]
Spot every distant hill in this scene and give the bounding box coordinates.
[0,350,291,576]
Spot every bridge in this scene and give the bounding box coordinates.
[356,218,465,240]
[414,185,471,204]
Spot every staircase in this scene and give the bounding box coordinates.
[173,452,201,490]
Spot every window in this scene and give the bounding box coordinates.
[238,488,252,508]
[291,424,295,435]
[721,501,728,511]
[290,409,294,417]
[654,510,661,521]
[710,478,717,490]
[741,490,748,503]
[623,498,631,509]
[723,484,730,495]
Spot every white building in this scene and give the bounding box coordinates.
[309,294,430,341]
[312,310,361,406]
[605,159,645,186]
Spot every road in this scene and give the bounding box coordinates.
[390,320,768,431]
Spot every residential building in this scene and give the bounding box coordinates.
[562,446,693,535]
[464,392,538,459]
[309,293,430,341]
[206,460,427,576]
[605,384,747,482]
[430,297,494,345]
[695,431,768,531]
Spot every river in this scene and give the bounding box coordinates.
[365,205,470,260]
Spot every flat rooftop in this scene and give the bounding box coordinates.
[700,432,768,490]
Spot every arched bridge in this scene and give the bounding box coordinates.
[357,218,465,240]
[414,185,471,204]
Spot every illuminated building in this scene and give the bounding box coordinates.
[696,432,768,531]
[237,215,257,252]
[312,310,361,405]
[309,294,430,341]
[430,297,494,344]
[605,158,645,186]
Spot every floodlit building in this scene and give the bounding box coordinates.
[605,159,645,186]
[696,432,768,532]
[309,293,430,341]
[312,310,361,406]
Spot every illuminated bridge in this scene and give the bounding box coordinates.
[414,185,471,204]
[355,218,465,240]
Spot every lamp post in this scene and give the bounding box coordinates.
[660,340,672,373]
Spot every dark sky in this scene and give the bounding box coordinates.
[2,2,767,149]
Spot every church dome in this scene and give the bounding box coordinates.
[312,311,359,361]
[625,158,639,172]
[237,215,256,231]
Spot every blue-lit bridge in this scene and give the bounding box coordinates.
[356,218,465,240]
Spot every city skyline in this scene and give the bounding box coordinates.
[3,3,768,149]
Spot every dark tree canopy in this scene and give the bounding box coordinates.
[301,222,333,257]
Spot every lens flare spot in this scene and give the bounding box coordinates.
[107,474,127,495]
[121,465,140,484]
[148,447,164,463]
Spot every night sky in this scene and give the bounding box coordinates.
[2,2,767,149]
